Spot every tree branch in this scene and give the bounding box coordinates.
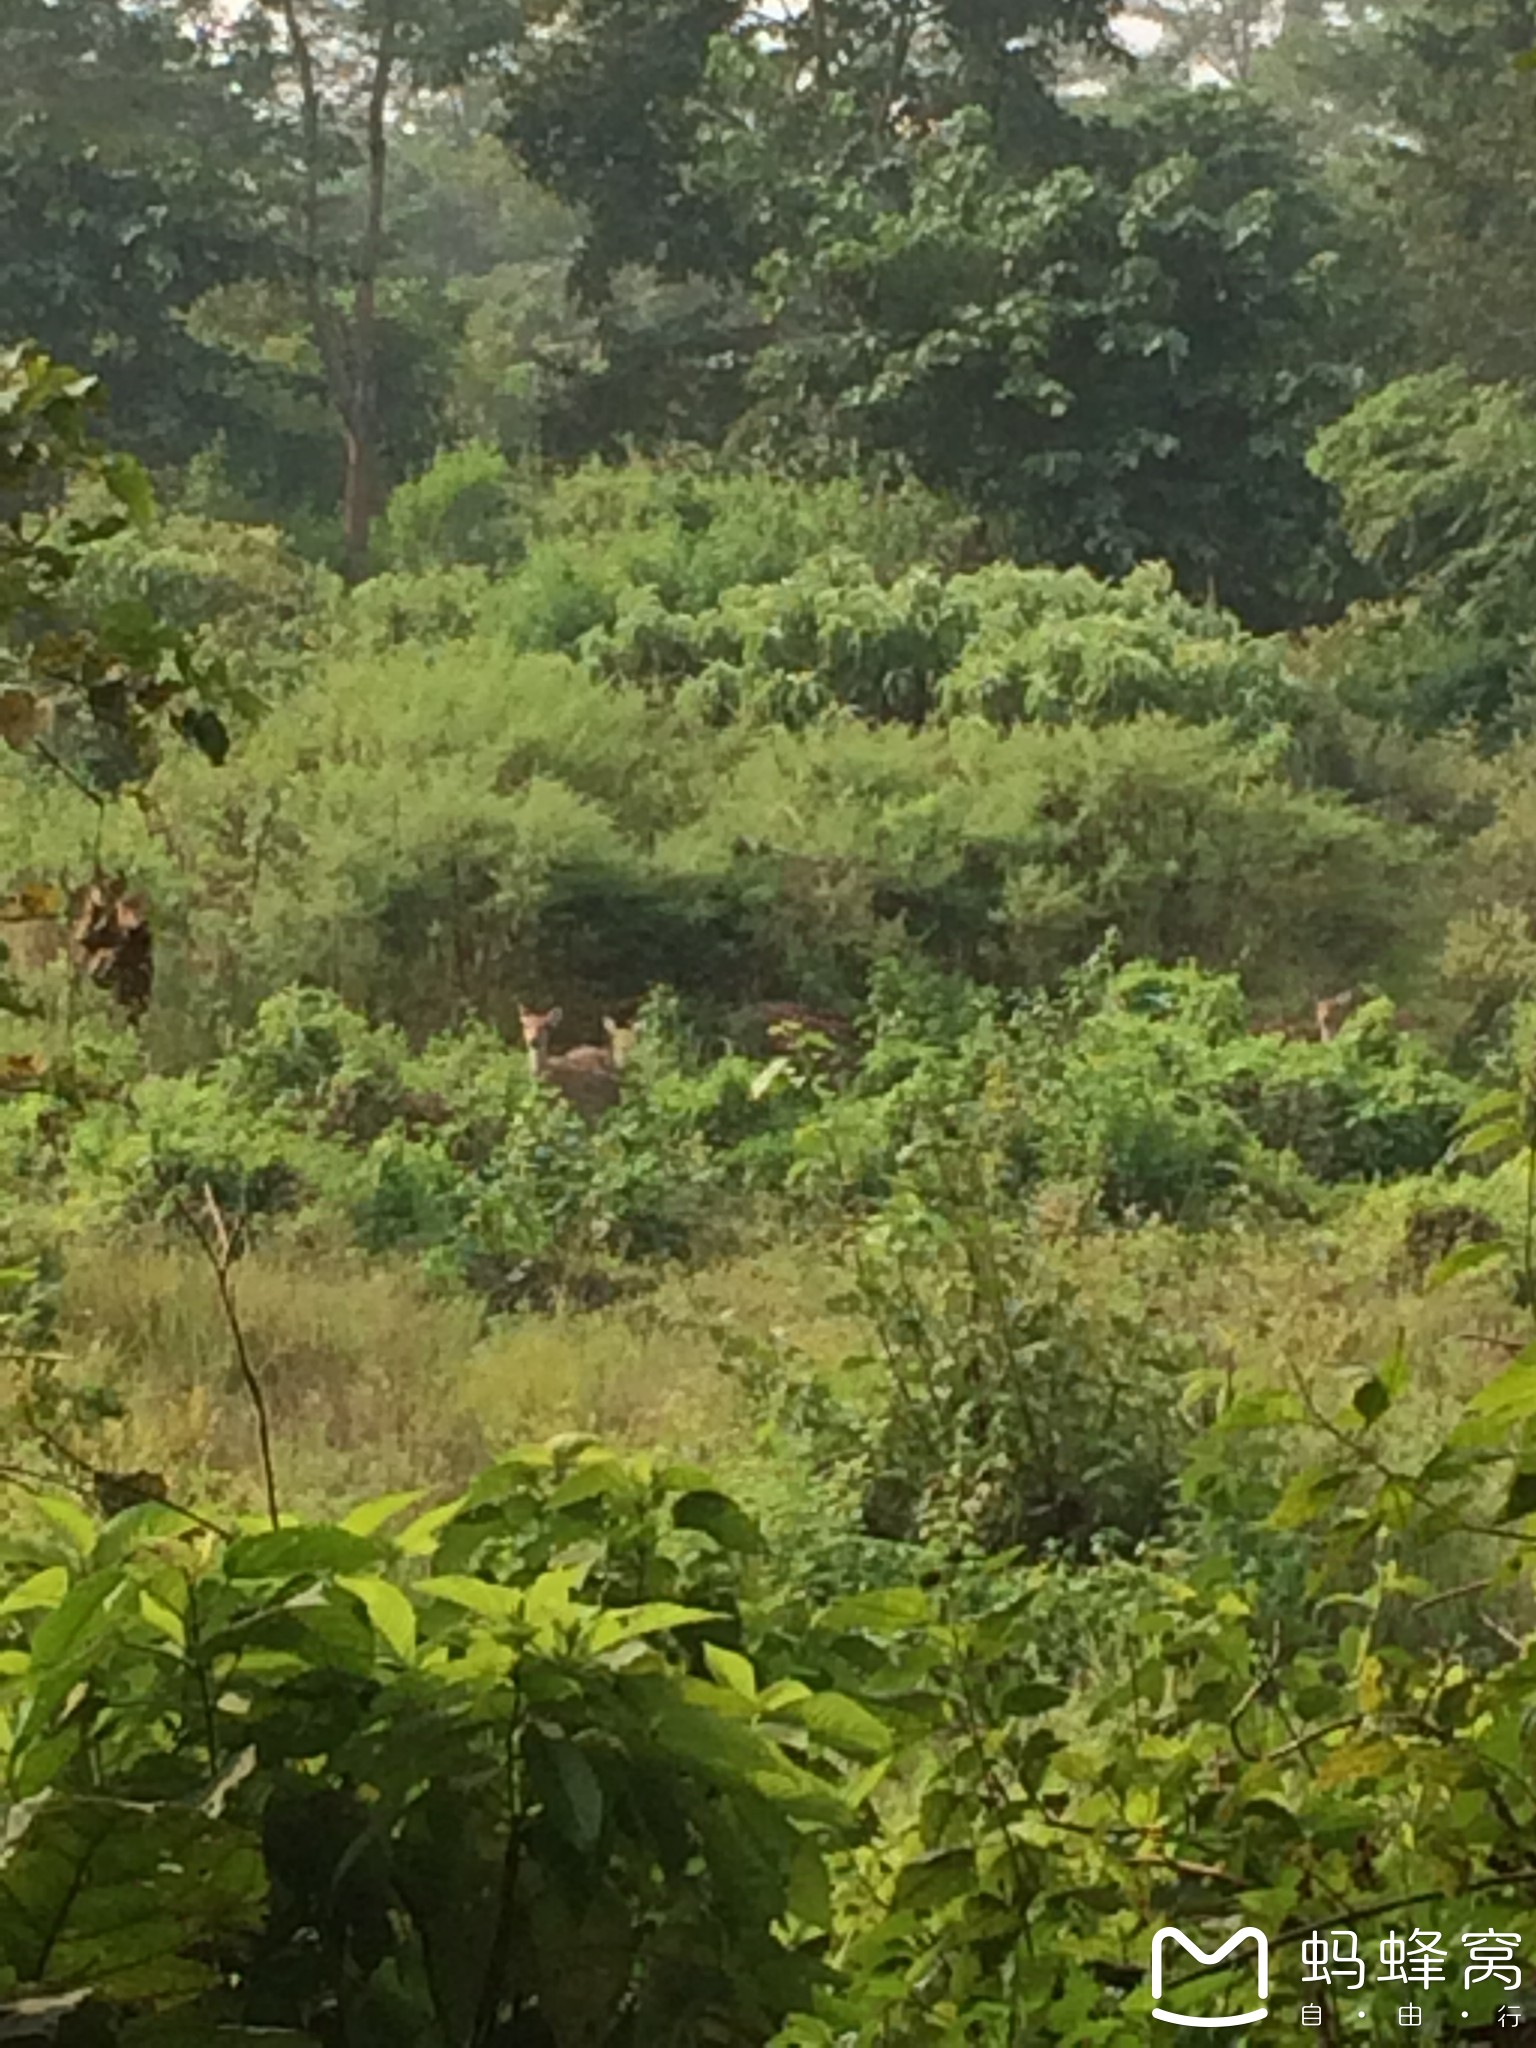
[175,1185,280,1530]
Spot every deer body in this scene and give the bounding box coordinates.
[519,1005,621,1123]
[1315,990,1364,1043]
[743,1000,855,1053]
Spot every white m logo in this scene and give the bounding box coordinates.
[1151,1925,1269,2029]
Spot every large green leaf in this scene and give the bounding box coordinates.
[526,1731,605,1851]
[779,1692,893,1760]
[0,1796,264,2002]
[586,1603,719,1653]
[335,1574,416,1665]
[223,1527,385,1581]
[671,1491,764,1553]
[26,1576,125,1676]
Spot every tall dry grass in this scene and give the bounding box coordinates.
[52,1235,864,1517]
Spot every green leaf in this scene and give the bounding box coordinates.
[1004,1678,1068,1715]
[524,1565,587,1630]
[1425,1238,1508,1289]
[787,1839,831,1928]
[671,1490,764,1553]
[339,1490,426,1537]
[223,1526,384,1580]
[586,1603,719,1653]
[755,1679,812,1713]
[1379,1345,1411,1401]
[34,1498,96,1562]
[1352,1376,1391,1426]
[336,1574,416,1664]
[781,1691,893,1759]
[844,1756,894,1810]
[1268,1465,1349,1531]
[416,1575,523,1621]
[549,1459,634,1508]
[529,1734,605,1851]
[891,1846,977,1915]
[100,453,155,524]
[395,1497,465,1556]
[0,1795,264,1998]
[175,707,230,766]
[0,1567,69,1617]
[1468,1350,1536,1423]
[1461,1088,1520,1124]
[819,1586,934,1633]
[648,1699,848,1823]
[656,1461,715,1493]
[704,1643,758,1700]
[1453,1119,1522,1159]
[27,1572,122,1674]
[138,1591,186,1651]
[1501,1468,1536,1522]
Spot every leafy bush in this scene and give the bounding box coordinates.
[1214,997,1470,1182]
[578,550,1305,735]
[379,438,525,572]
[1296,599,1536,743]
[62,503,341,680]
[850,1188,1196,1556]
[1307,371,1536,740]
[1310,368,1536,643]
[665,714,1435,1005]
[484,462,979,654]
[0,1447,872,2045]
[339,563,495,650]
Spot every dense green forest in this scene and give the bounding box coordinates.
[8,0,1536,2041]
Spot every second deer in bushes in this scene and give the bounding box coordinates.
[740,1000,855,1054]
[518,1004,623,1123]
[1315,989,1364,1043]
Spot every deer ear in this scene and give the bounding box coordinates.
[547,1006,563,1028]
[602,1016,617,1033]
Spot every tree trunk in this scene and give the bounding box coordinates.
[280,0,395,586]
[341,3,396,585]
[341,417,375,586]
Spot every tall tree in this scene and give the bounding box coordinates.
[740,86,1370,627]
[213,0,521,578]
[1257,0,1536,388]
[0,0,282,467]
[502,0,1118,303]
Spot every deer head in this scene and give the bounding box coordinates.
[518,1004,621,1123]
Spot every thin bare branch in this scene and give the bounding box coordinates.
[175,1185,280,1529]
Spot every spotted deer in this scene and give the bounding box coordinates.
[1315,989,1364,1043]
[518,1005,622,1123]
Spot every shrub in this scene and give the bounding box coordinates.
[745,1174,1197,1560]
[61,504,341,681]
[484,461,978,653]
[1213,998,1470,1183]
[579,550,1306,736]
[379,439,525,572]
[339,563,494,650]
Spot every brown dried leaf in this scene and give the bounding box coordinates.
[0,689,50,749]
[0,882,66,922]
[0,1051,48,1089]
